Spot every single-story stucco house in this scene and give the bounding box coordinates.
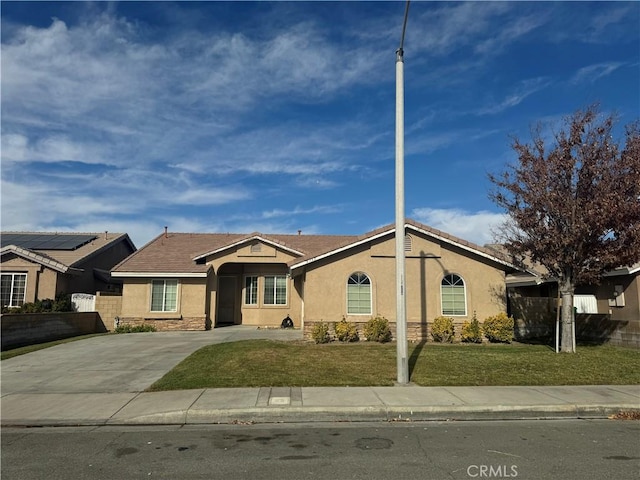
[111,220,522,340]
[1,232,136,308]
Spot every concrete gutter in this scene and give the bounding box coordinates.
[2,385,638,427]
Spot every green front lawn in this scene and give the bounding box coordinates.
[148,340,640,391]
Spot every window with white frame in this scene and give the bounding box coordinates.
[441,274,466,316]
[244,276,258,305]
[347,272,371,314]
[151,279,178,312]
[264,275,287,305]
[1,273,27,308]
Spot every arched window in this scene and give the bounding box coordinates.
[441,274,466,316]
[347,272,371,315]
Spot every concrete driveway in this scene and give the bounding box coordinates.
[0,326,302,395]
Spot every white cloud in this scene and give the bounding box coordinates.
[173,188,250,206]
[295,177,339,189]
[0,134,28,162]
[411,207,507,246]
[474,14,545,55]
[261,205,342,219]
[1,2,635,249]
[1,12,390,192]
[410,2,511,56]
[570,62,625,84]
[476,78,552,115]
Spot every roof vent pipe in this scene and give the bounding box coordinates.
[298,230,302,236]
[164,226,168,238]
[105,231,108,240]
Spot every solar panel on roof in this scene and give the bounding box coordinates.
[1,234,97,250]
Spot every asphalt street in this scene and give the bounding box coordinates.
[2,420,639,480]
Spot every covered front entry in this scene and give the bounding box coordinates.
[216,276,237,326]
[213,262,299,328]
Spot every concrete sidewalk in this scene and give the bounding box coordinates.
[2,385,638,427]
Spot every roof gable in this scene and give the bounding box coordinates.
[0,232,135,269]
[288,220,518,272]
[1,245,72,273]
[192,234,305,261]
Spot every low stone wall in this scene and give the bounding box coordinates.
[576,315,639,348]
[1,312,105,350]
[606,320,640,348]
[117,316,210,331]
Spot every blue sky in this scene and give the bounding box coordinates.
[2,1,638,249]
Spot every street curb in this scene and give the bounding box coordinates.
[5,404,637,427]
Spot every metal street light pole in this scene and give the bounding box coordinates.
[395,0,410,385]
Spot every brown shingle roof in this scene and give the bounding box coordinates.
[1,232,134,269]
[113,231,357,274]
[113,219,518,276]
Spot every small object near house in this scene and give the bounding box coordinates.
[281,315,294,329]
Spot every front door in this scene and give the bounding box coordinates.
[216,276,237,325]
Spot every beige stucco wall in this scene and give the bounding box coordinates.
[118,234,509,333]
[595,274,640,323]
[1,255,58,303]
[118,240,303,328]
[240,269,301,327]
[204,241,301,327]
[302,232,508,326]
[205,241,298,270]
[95,292,122,330]
[2,239,134,305]
[120,277,207,319]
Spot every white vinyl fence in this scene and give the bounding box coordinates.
[71,293,96,312]
[573,294,598,314]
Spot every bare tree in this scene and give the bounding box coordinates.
[489,104,640,352]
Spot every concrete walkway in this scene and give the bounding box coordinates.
[1,327,638,426]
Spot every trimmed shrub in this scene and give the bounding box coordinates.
[52,294,73,312]
[483,312,514,343]
[311,321,331,344]
[334,319,359,342]
[364,316,392,343]
[461,313,483,343]
[2,294,73,314]
[114,324,157,333]
[431,316,455,343]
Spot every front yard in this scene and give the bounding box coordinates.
[147,340,640,391]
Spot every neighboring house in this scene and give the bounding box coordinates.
[506,261,640,347]
[111,220,520,340]
[1,232,136,308]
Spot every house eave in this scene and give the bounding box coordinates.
[408,224,518,270]
[111,271,209,278]
[290,223,521,273]
[290,229,391,272]
[0,245,70,273]
[603,265,640,277]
